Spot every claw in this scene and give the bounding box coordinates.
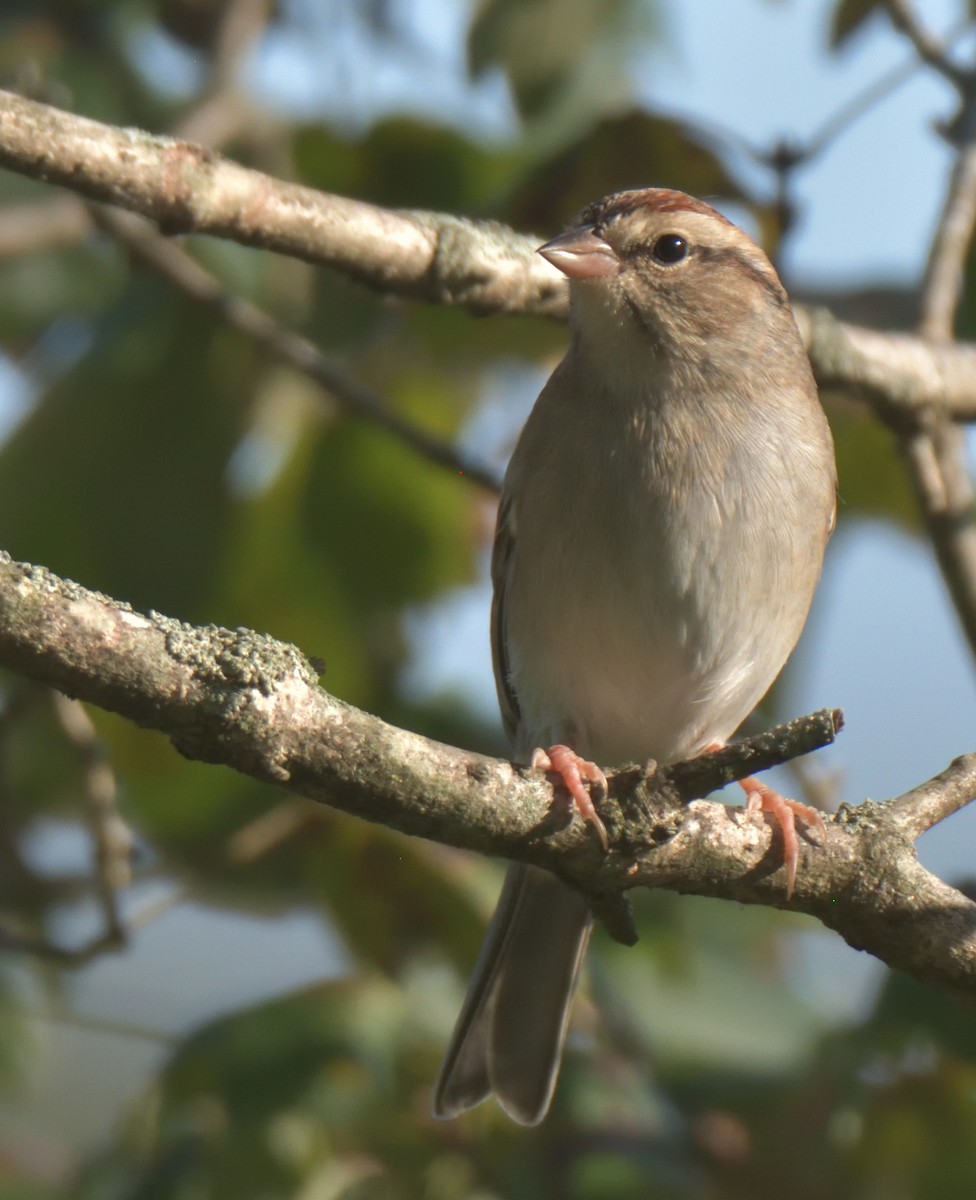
[703,741,825,898]
[531,744,609,851]
[741,775,825,898]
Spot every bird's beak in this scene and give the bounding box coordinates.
[538,225,621,280]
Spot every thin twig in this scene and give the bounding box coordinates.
[681,18,974,173]
[226,797,322,863]
[918,139,976,341]
[126,885,188,932]
[902,421,976,658]
[885,0,970,88]
[22,1005,176,1043]
[50,691,132,940]
[172,0,276,148]
[89,204,502,491]
[804,46,937,160]
[887,753,976,837]
[884,4,976,664]
[0,924,123,965]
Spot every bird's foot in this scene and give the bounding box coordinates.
[740,776,826,899]
[530,744,609,851]
[702,740,825,898]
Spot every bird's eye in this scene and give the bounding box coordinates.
[652,234,689,264]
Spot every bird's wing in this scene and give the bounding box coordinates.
[490,490,522,746]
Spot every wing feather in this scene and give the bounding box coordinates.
[490,491,522,746]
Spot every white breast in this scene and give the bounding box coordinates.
[498,353,833,766]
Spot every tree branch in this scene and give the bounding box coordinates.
[5,88,976,431]
[917,137,976,342]
[2,551,976,996]
[0,89,563,318]
[4,87,976,1000]
[881,6,976,663]
[885,0,970,89]
[50,691,132,939]
[792,307,976,424]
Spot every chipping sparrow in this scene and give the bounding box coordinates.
[433,188,836,1125]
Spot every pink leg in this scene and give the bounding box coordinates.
[531,744,609,851]
[740,775,825,898]
[704,742,825,898]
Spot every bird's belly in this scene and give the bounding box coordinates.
[503,486,816,767]
[506,566,742,766]
[499,377,831,768]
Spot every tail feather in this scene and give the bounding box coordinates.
[433,863,592,1125]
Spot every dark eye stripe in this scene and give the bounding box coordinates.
[697,246,787,307]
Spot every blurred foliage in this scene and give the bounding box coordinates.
[830,0,976,50]
[503,109,750,232]
[15,910,976,1200]
[829,394,919,530]
[828,0,890,49]
[0,0,966,1198]
[468,0,655,121]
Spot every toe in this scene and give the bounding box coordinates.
[740,776,824,899]
[534,743,610,851]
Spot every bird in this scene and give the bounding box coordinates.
[432,187,836,1126]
